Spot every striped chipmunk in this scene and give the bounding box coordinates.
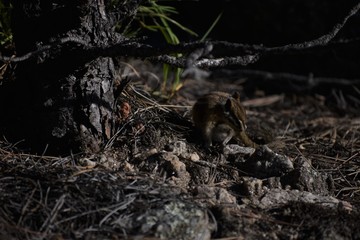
[192,91,257,148]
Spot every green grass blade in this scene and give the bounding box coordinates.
[200,11,223,42]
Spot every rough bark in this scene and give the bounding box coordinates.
[0,0,141,154]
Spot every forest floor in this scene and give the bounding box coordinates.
[1,59,360,239]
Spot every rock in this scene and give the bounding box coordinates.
[223,144,256,155]
[160,152,191,189]
[136,200,214,240]
[194,186,237,206]
[281,156,334,195]
[241,145,294,178]
[258,188,353,211]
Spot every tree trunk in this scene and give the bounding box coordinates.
[1,0,141,154]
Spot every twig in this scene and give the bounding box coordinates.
[40,194,66,232]
[0,37,89,62]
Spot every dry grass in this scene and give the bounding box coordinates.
[1,89,360,239]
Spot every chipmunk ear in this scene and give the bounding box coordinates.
[224,98,232,112]
[232,91,241,100]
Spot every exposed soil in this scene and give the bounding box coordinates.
[1,59,360,239]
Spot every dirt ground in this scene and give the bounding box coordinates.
[1,59,360,239]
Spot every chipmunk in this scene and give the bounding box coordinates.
[192,91,257,148]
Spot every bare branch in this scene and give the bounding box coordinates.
[1,2,359,68]
[267,2,360,53]
[0,37,89,62]
[149,54,260,68]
